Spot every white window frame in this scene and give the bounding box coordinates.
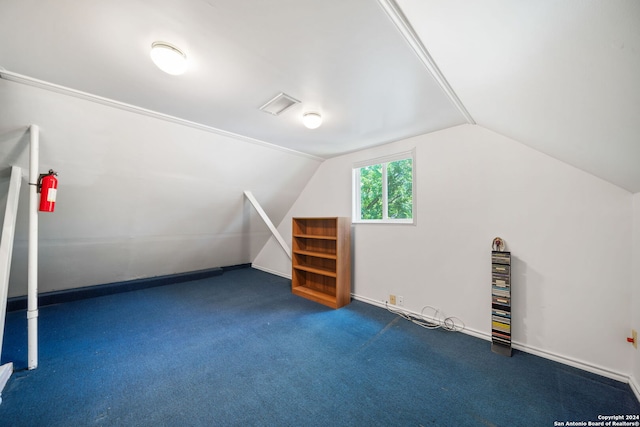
[352,149,416,224]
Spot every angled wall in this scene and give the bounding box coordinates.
[0,79,321,297]
[254,124,634,380]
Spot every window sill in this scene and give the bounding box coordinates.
[352,219,415,225]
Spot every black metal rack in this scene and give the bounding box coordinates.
[491,251,512,356]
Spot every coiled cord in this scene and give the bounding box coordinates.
[385,303,465,332]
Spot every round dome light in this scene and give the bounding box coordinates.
[150,42,187,75]
[302,112,322,129]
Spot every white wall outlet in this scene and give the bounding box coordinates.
[398,296,404,306]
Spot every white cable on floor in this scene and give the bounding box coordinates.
[385,302,465,332]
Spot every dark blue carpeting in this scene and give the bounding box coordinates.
[1,268,638,426]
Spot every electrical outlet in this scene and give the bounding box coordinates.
[389,294,396,305]
[633,329,638,349]
[398,296,404,307]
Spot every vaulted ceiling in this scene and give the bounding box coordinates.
[1,0,639,192]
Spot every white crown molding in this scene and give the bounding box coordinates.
[377,0,475,125]
[0,70,324,162]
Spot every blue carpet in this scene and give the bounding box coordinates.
[1,268,638,426]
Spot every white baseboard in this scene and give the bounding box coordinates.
[630,375,640,403]
[351,293,634,389]
[510,341,629,384]
[352,293,487,338]
[251,264,291,280]
[351,293,385,309]
[277,288,637,402]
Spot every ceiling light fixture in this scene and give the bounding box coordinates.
[150,42,187,75]
[302,112,322,129]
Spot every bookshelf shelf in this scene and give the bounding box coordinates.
[293,264,337,278]
[291,217,351,309]
[292,234,337,240]
[292,249,337,260]
[491,250,512,356]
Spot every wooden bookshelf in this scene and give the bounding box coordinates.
[291,217,351,309]
[491,251,512,356]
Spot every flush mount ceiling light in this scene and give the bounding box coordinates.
[302,112,322,129]
[150,42,187,75]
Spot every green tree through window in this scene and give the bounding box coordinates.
[387,159,412,219]
[360,164,383,219]
[355,153,414,223]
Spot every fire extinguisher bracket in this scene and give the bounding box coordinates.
[36,169,58,193]
[30,169,59,213]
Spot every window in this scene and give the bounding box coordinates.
[353,150,415,224]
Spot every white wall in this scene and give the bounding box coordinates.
[632,193,640,396]
[0,79,322,297]
[254,124,634,380]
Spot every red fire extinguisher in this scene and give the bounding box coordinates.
[38,169,58,212]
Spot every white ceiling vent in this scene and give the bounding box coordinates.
[259,92,300,116]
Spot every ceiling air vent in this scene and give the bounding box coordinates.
[259,92,300,116]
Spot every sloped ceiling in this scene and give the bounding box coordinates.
[0,0,467,158]
[396,0,640,193]
[1,1,638,191]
